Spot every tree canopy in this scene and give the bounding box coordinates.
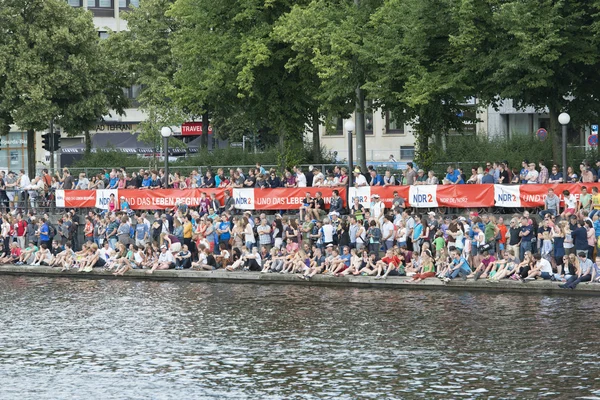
[0,0,128,174]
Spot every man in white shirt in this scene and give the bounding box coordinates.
[371,194,385,225]
[353,168,367,187]
[524,253,553,280]
[295,166,307,188]
[525,163,539,184]
[148,245,175,274]
[312,168,325,187]
[381,215,395,251]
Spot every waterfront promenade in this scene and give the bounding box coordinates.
[1,265,599,296]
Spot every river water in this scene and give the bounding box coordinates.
[1,276,599,399]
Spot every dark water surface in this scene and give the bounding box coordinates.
[1,276,599,399]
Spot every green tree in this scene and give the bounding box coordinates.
[453,0,600,162]
[362,0,474,170]
[275,0,383,169]
[105,0,192,149]
[0,0,127,175]
[167,0,317,149]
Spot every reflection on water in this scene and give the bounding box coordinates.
[1,276,600,399]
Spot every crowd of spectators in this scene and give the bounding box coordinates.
[44,159,600,197]
[2,188,598,290]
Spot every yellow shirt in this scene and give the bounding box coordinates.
[183,222,193,239]
[593,193,600,210]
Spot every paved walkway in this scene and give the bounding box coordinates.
[0,265,598,296]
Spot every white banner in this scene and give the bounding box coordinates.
[55,189,65,208]
[95,189,119,210]
[494,185,521,207]
[349,186,371,209]
[232,188,255,210]
[408,185,439,208]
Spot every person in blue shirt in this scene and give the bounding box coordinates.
[141,173,152,189]
[492,162,501,183]
[481,170,495,184]
[216,214,231,247]
[120,196,130,210]
[518,217,532,260]
[39,218,50,248]
[444,250,471,281]
[445,166,464,184]
[412,215,424,254]
[369,170,384,186]
[519,160,529,183]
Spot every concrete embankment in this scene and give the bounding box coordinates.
[0,265,598,296]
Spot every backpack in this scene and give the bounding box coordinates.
[129,225,135,239]
[48,223,57,239]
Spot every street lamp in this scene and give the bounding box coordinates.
[161,126,172,188]
[344,119,355,188]
[558,113,570,181]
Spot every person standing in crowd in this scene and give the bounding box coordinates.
[404,162,417,185]
[540,188,560,219]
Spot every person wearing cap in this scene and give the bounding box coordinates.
[119,196,130,211]
[370,194,385,226]
[148,245,176,274]
[353,168,367,187]
[415,169,427,185]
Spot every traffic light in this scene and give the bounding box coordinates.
[42,133,51,151]
[52,132,61,151]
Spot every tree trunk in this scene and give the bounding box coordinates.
[202,110,209,150]
[548,106,560,165]
[84,130,92,156]
[27,129,35,178]
[312,111,321,162]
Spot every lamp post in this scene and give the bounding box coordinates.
[344,120,355,212]
[558,113,570,181]
[345,120,355,187]
[161,126,172,188]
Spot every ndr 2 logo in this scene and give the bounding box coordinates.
[235,197,253,205]
[497,193,517,202]
[412,193,433,203]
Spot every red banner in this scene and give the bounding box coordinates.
[253,187,346,210]
[370,186,410,208]
[518,183,600,208]
[56,183,600,210]
[436,185,495,208]
[61,190,96,208]
[119,189,225,210]
[181,122,212,136]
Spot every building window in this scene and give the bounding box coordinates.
[88,0,113,7]
[68,0,82,6]
[400,146,415,160]
[365,100,373,135]
[0,132,27,171]
[324,116,344,136]
[98,31,109,40]
[385,111,405,134]
[123,85,142,108]
[119,0,139,7]
[447,109,477,135]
